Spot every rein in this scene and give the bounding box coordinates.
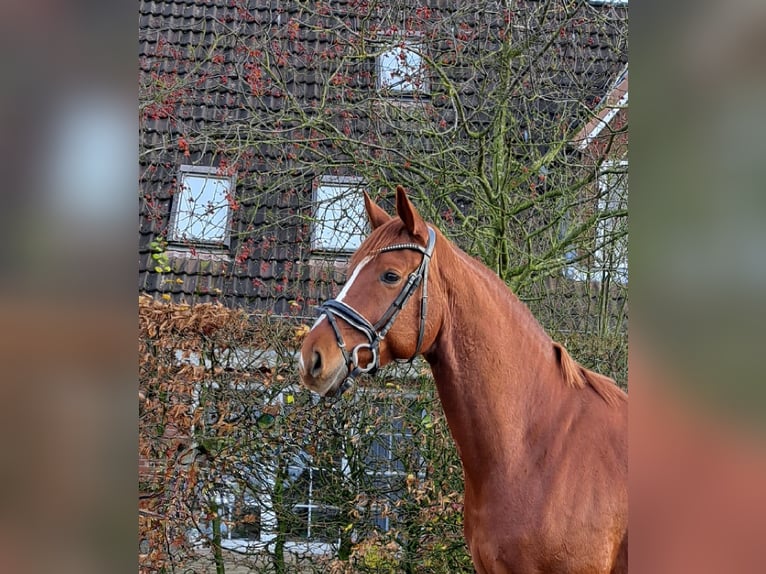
[318,226,436,396]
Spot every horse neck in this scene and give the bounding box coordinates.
[424,243,566,479]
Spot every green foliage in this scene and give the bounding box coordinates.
[149,238,171,274]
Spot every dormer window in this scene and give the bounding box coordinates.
[376,39,428,96]
[311,176,367,254]
[168,165,234,247]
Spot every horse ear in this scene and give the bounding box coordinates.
[363,191,391,230]
[395,185,428,243]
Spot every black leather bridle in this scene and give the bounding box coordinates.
[317,226,436,396]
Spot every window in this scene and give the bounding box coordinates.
[361,394,425,531]
[565,161,628,284]
[188,379,271,551]
[189,384,346,553]
[282,450,343,545]
[312,176,367,253]
[594,161,628,283]
[201,488,262,549]
[377,40,428,95]
[168,165,234,246]
[185,364,427,555]
[275,389,346,551]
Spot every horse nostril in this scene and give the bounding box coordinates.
[310,350,323,378]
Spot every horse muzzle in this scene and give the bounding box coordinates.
[299,319,363,397]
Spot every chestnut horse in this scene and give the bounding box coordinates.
[299,187,628,574]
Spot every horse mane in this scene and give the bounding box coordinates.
[552,342,626,407]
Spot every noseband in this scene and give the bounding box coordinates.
[318,227,436,396]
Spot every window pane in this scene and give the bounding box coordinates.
[378,45,426,93]
[282,450,343,543]
[288,506,340,543]
[365,437,393,469]
[172,173,230,243]
[313,183,366,252]
[230,504,261,540]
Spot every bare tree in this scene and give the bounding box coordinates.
[140,0,626,339]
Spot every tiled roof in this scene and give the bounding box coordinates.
[139,0,627,314]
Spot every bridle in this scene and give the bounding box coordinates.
[318,226,436,396]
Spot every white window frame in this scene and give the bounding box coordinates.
[260,387,346,554]
[186,379,267,552]
[376,38,429,96]
[312,176,367,254]
[565,160,628,284]
[168,165,234,247]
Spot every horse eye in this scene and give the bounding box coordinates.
[381,271,401,284]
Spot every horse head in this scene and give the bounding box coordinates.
[299,186,442,396]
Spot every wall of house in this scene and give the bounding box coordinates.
[139,0,628,318]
